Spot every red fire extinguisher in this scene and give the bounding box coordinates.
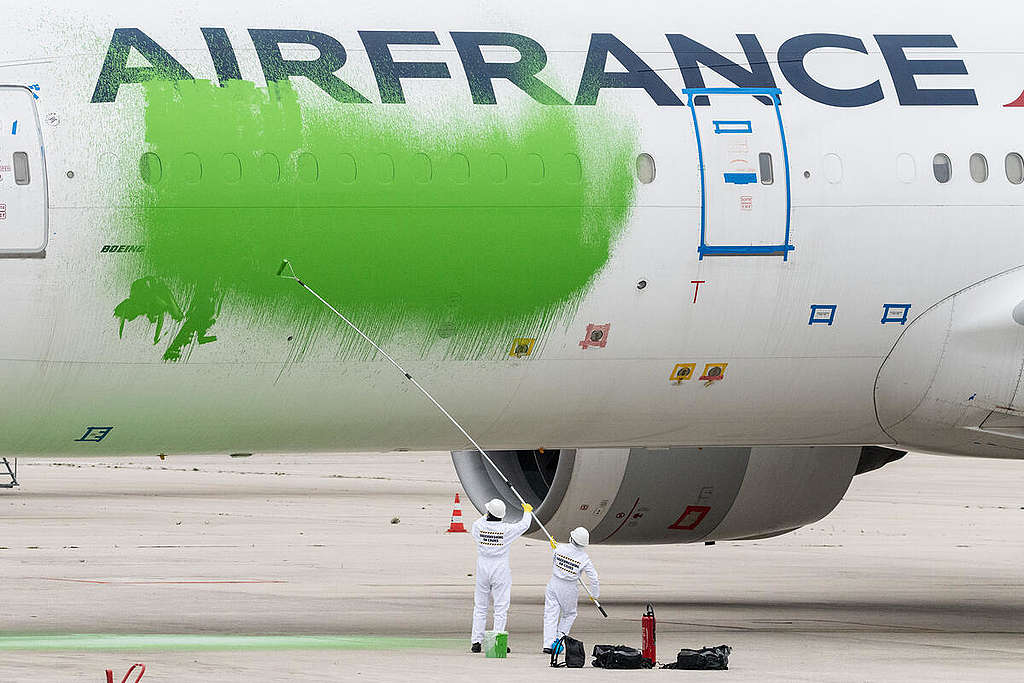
[642,603,656,665]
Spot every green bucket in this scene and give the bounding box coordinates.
[483,631,508,658]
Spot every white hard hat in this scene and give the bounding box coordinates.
[570,527,590,547]
[485,499,506,519]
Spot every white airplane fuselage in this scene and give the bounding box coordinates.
[2,0,1024,462]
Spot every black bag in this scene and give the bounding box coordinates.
[550,635,586,668]
[592,644,652,669]
[661,645,731,670]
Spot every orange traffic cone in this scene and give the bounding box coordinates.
[446,493,468,533]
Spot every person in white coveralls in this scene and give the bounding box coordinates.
[469,497,533,653]
[542,526,599,654]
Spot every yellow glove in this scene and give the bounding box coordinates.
[522,503,534,513]
[549,538,558,549]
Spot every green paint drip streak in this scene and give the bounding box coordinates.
[0,633,462,652]
[123,80,636,359]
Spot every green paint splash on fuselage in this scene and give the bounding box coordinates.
[123,79,636,359]
[113,276,182,344]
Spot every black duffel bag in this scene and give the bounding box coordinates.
[662,645,731,670]
[592,644,652,669]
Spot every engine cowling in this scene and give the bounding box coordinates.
[452,446,901,545]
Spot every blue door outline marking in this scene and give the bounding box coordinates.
[683,87,794,261]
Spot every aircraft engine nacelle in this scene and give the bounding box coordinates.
[452,446,901,545]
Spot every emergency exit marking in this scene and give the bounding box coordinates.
[670,363,696,383]
[668,505,711,530]
[0,204,6,220]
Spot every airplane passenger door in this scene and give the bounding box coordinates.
[684,88,793,260]
[0,85,48,256]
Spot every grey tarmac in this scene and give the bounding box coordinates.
[0,452,1021,681]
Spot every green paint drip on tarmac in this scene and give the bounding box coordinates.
[0,633,462,652]
[119,79,636,360]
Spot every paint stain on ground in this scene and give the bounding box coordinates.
[117,79,636,360]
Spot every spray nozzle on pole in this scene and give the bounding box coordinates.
[276,259,297,279]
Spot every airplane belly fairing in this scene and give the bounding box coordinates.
[875,266,1024,459]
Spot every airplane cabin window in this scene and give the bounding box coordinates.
[183,152,204,184]
[412,153,432,184]
[1006,153,1024,185]
[636,153,656,184]
[526,153,545,184]
[259,153,280,184]
[562,153,582,184]
[933,153,952,183]
[758,152,774,185]
[896,153,916,183]
[488,153,508,184]
[377,153,395,184]
[823,153,843,184]
[13,151,30,185]
[450,153,470,184]
[138,152,161,186]
[969,153,989,183]
[297,152,319,184]
[221,153,242,184]
[339,153,357,184]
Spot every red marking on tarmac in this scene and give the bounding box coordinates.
[691,280,706,303]
[1005,91,1024,107]
[41,578,286,585]
[597,497,640,543]
[107,663,145,683]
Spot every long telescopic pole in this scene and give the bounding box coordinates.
[276,260,606,617]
